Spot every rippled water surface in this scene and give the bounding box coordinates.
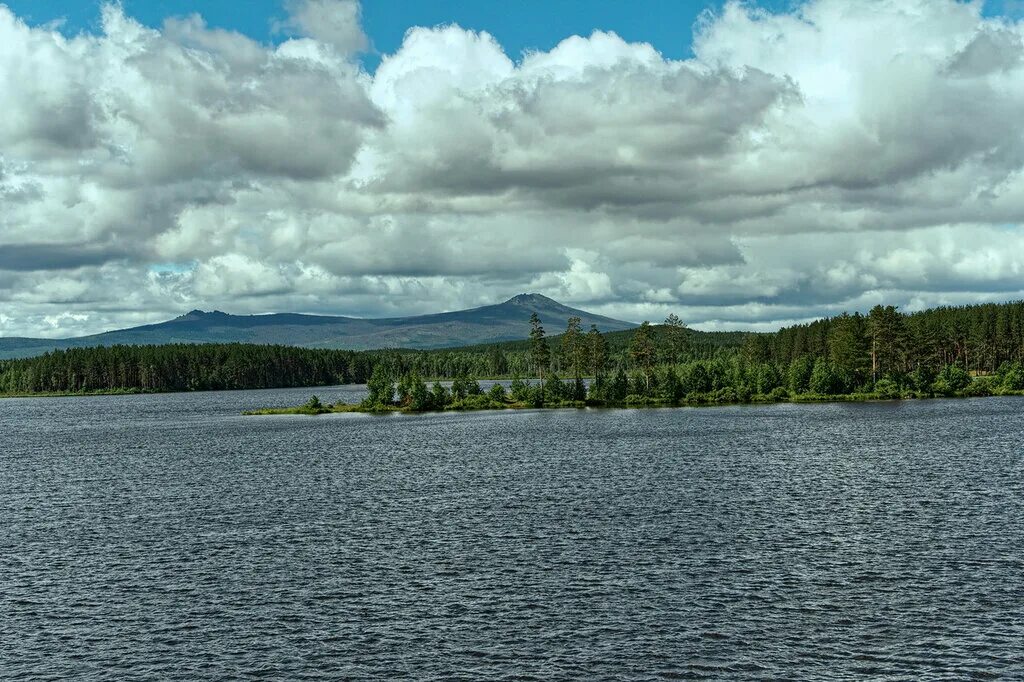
[3,388,1024,680]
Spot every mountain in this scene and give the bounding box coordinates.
[0,294,636,359]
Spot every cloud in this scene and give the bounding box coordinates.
[278,0,368,53]
[2,0,1024,338]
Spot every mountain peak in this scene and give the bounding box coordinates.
[175,309,229,322]
[504,293,560,306]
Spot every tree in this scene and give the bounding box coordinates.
[867,304,907,380]
[408,374,430,410]
[663,313,689,364]
[809,359,840,395]
[431,382,450,408]
[788,355,815,394]
[742,334,771,364]
[529,312,551,400]
[364,365,393,406]
[829,312,869,380]
[630,321,656,392]
[561,316,586,380]
[586,324,607,379]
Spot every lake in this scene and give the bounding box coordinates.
[2,387,1023,679]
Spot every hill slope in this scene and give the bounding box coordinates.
[0,294,636,359]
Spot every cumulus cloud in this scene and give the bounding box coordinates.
[2,0,1024,338]
[278,0,368,53]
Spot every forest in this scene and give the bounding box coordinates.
[5,300,1024,401]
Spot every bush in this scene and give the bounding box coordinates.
[431,382,450,408]
[910,365,936,393]
[510,376,530,402]
[488,383,507,403]
[963,376,994,397]
[609,368,630,402]
[932,364,970,395]
[711,387,737,403]
[873,378,901,399]
[1001,365,1024,391]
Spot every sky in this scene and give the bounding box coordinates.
[3,0,1024,338]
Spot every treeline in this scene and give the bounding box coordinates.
[748,302,1024,391]
[0,344,373,394]
[360,308,1024,412]
[7,299,1024,399]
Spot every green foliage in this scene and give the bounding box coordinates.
[932,364,971,396]
[561,316,586,379]
[872,378,901,399]
[998,362,1024,391]
[828,313,869,379]
[509,375,530,402]
[529,312,551,382]
[962,376,994,397]
[809,359,842,395]
[910,365,936,393]
[662,313,689,364]
[610,367,629,402]
[658,366,684,405]
[788,356,815,394]
[408,374,431,411]
[364,365,394,407]
[300,395,327,414]
[629,321,656,391]
[488,383,507,402]
[431,382,451,408]
[586,324,608,378]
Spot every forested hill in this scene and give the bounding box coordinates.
[0,294,634,359]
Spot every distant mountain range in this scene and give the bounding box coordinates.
[0,294,636,359]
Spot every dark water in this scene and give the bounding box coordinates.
[2,388,1023,680]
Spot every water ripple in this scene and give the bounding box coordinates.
[2,390,1023,679]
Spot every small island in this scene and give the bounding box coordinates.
[245,311,1024,416]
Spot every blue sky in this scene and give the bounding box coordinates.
[8,1,1021,70]
[0,0,853,66]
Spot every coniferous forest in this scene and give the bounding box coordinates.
[5,300,1024,402]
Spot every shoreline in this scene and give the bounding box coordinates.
[242,390,1024,416]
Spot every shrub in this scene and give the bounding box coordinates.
[1002,366,1024,391]
[932,364,970,395]
[431,382,450,408]
[873,378,901,399]
[963,376,994,397]
[509,376,530,402]
[488,383,507,403]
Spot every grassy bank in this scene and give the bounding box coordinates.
[244,387,1024,416]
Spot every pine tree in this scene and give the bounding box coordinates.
[561,316,585,380]
[663,313,689,364]
[630,321,656,392]
[587,324,607,379]
[529,312,551,400]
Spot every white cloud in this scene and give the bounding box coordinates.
[278,0,368,54]
[2,0,1024,338]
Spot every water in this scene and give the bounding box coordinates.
[2,388,1023,680]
